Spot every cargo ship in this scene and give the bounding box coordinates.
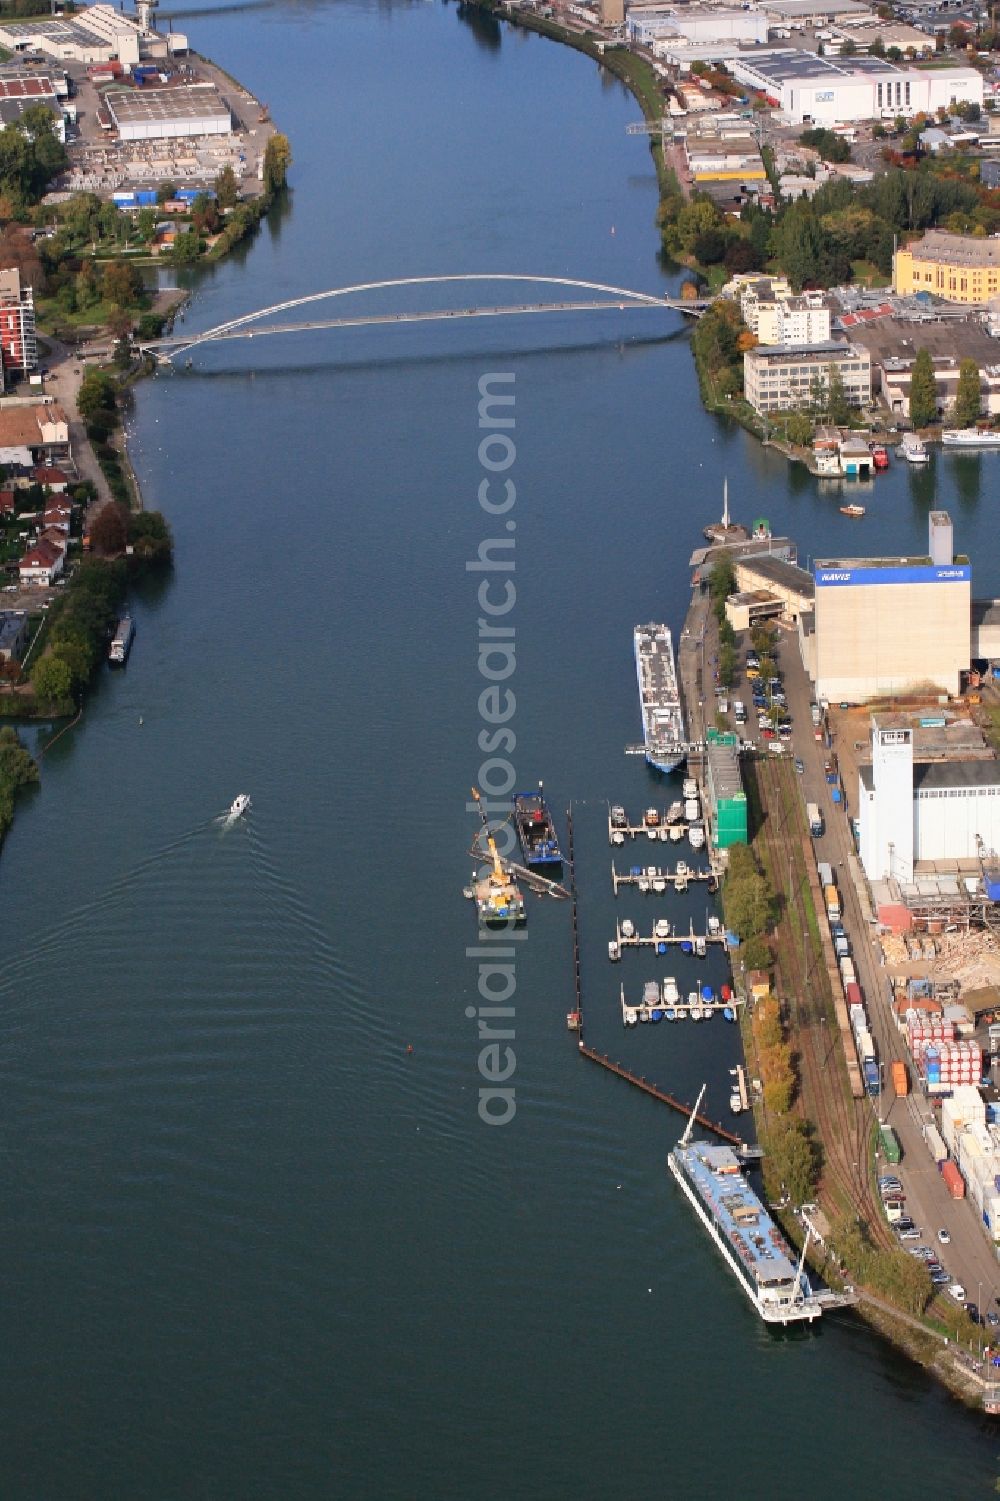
[512,786,562,868]
[108,614,134,665]
[668,1091,824,1325]
[634,623,686,774]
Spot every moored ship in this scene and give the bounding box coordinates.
[941,428,1000,448]
[900,433,929,464]
[634,623,686,775]
[470,787,526,928]
[108,615,134,665]
[512,786,562,868]
[668,1092,823,1325]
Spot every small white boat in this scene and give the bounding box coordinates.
[621,919,635,939]
[229,794,251,818]
[901,432,929,464]
[624,1007,638,1027]
[612,830,625,846]
[658,827,670,843]
[707,914,721,937]
[689,1001,703,1021]
[675,860,689,880]
[608,940,620,962]
[666,800,684,824]
[652,874,667,893]
[663,976,679,1005]
[655,918,671,938]
[646,827,659,841]
[729,1091,743,1114]
[638,876,650,892]
[669,824,684,843]
[684,797,699,822]
[695,935,707,959]
[689,823,706,851]
[643,807,660,828]
[682,777,697,800]
[610,805,627,827]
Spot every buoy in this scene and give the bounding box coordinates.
[138,716,143,725]
[406,1044,414,1055]
[611,225,616,235]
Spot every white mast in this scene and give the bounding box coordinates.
[793,1223,812,1303]
[722,476,730,529]
[680,1084,707,1146]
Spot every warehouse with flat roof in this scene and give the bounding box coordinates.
[105,83,231,141]
[729,48,982,125]
[812,511,970,703]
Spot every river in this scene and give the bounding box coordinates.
[1,1,998,1495]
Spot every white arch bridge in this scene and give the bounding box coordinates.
[140,274,712,361]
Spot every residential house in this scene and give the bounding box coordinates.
[34,465,69,493]
[43,501,72,534]
[0,404,70,466]
[19,536,65,586]
[0,609,28,662]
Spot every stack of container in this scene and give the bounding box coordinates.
[941,1160,966,1199]
[938,1039,982,1089]
[941,1084,986,1154]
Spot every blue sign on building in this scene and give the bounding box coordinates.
[814,564,970,587]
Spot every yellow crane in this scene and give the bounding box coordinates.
[470,787,525,924]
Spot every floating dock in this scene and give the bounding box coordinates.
[612,860,717,894]
[619,984,743,1025]
[615,922,729,951]
[608,813,698,844]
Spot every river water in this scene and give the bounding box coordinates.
[1,1,998,1495]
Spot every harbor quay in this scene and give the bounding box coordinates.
[671,499,1000,1399]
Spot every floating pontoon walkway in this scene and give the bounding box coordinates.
[578,1044,743,1145]
[615,922,729,951]
[611,861,717,894]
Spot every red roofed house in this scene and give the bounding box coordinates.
[0,489,14,515]
[43,502,72,534]
[19,537,64,586]
[34,465,68,493]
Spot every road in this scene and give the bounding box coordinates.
[768,626,1000,1325]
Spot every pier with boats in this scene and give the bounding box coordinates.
[611,860,717,895]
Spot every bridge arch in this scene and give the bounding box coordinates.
[148,273,703,359]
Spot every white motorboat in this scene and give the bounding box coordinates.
[638,876,650,892]
[669,824,684,843]
[695,935,707,959]
[675,860,689,880]
[684,797,699,822]
[655,919,671,938]
[652,874,667,893]
[625,1007,638,1027]
[900,433,929,464]
[682,777,698,800]
[666,800,684,824]
[689,823,706,851]
[621,918,635,939]
[610,804,627,828]
[612,830,625,846]
[729,1091,744,1114]
[707,914,721,937]
[658,827,670,843]
[608,940,620,962]
[663,976,679,1005]
[229,794,251,818]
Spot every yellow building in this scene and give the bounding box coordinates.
[894,230,1000,305]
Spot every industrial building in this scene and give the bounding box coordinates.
[743,340,872,415]
[0,73,65,141]
[728,49,982,125]
[844,314,1000,419]
[859,717,1000,883]
[894,230,1000,306]
[683,121,767,185]
[811,511,970,704]
[732,553,814,623]
[106,83,231,141]
[704,730,747,849]
[0,4,187,65]
[628,7,769,45]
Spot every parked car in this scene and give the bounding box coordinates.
[949,1283,967,1302]
[794,758,804,774]
[899,1227,922,1241]
[937,1228,951,1245]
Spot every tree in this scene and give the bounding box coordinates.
[170,228,205,265]
[909,347,939,429]
[102,259,142,309]
[725,855,774,939]
[191,192,220,235]
[741,934,771,970]
[31,654,73,706]
[724,237,763,274]
[953,358,982,427]
[693,227,729,265]
[765,1119,819,1205]
[262,133,292,195]
[948,22,969,49]
[77,368,117,424]
[840,36,856,56]
[90,502,129,557]
[827,362,851,425]
[214,164,238,210]
[156,180,177,204]
[784,410,814,446]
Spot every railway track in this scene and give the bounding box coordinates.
[752,756,889,1246]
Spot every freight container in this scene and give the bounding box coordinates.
[835,935,849,960]
[817,861,834,890]
[941,1159,965,1198]
[846,981,863,1012]
[924,1122,947,1163]
[839,956,856,987]
[856,1028,875,1064]
[892,1059,909,1097]
[807,802,824,837]
[825,883,841,921]
[864,1060,880,1096]
[879,1123,902,1163]
[849,1003,866,1035]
